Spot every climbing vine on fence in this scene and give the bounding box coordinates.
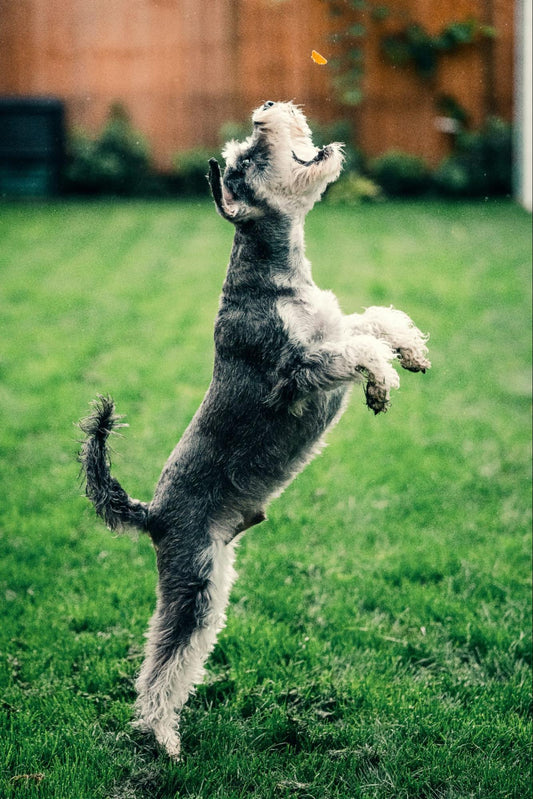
[325,0,497,105]
[381,19,497,81]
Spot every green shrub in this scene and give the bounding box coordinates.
[218,120,251,145]
[434,116,512,197]
[169,117,365,199]
[433,158,471,196]
[170,118,364,199]
[66,103,156,196]
[219,118,364,174]
[309,119,364,174]
[172,148,213,197]
[169,120,254,199]
[326,173,382,205]
[171,119,255,198]
[369,150,431,197]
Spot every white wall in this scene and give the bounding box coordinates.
[515,0,532,211]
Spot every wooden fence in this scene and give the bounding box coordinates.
[0,0,514,169]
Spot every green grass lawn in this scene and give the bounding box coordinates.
[0,199,531,799]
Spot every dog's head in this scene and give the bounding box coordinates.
[208,101,344,224]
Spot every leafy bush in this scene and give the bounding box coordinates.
[66,103,157,196]
[170,121,252,199]
[172,148,213,197]
[170,118,364,199]
[326,173,382,205]
[169,117,366,199]
[434,116,512,197]
[309,119,364,175]
[433,158,471,196]
[218,120,251,145]
[369,150,431,196]
[217,117,364,174]
[381,20,495,80]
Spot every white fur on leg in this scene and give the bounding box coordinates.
[275,284,400,407]
[344,306,430,372]
[342,335,400,391]
[134,538,238,759]
[342,334,400,413]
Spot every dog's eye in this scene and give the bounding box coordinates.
[241,159,251,169]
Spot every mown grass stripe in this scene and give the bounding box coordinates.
[0,199,530,799]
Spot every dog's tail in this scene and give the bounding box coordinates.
[78,395,149,532]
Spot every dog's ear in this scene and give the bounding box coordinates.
[207,158,262,224]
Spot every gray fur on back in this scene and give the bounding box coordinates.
[148,212,347,544]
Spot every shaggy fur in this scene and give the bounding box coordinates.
[78,100,430,760]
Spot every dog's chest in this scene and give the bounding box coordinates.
[277,284,344,347]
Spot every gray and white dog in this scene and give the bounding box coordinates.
[79,100,430,760]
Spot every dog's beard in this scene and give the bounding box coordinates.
[217,101,345,217]
[252,103,344,197]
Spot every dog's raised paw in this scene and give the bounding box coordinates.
[398,350,431,373]
[364,381,390,414]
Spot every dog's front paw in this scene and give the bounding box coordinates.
[364,380,391,414]
[359,307,430,374]
[398,348,431,373]
[393,322,430,373]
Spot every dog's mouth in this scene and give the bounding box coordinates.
[212,101,345,221]
[291,147,332,167]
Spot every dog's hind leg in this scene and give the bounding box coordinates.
[133,537,238,759]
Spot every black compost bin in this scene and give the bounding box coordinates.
[0,97,65,197]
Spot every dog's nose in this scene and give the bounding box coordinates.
[263,101,275,109]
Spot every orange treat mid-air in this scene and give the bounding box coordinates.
[311,50,328,65]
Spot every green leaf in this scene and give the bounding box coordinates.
[342,87,364,105]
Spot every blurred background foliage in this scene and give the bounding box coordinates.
[64,102,513,202]
[327,0,497,103]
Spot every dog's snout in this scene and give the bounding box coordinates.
[263,100,275,109]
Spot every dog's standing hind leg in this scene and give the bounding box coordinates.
[133,534,239,759]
